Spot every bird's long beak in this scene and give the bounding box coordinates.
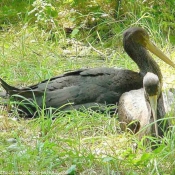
[149,95,158,137]
[146,40,175,68]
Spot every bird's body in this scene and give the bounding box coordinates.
[0,68,143,113]
[118,72,161,138]
[0,27,175,117]
[118,88,151,134]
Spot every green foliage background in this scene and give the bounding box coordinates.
[1,0,175,43]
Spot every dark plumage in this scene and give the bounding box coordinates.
[0,27,175,117]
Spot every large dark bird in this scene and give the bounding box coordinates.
[0,27,175,116]
[118,72,161,138]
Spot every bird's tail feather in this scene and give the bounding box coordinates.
[0,78,19,92]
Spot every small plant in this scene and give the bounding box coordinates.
[28,0,57,30]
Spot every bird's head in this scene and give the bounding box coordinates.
[143,72,160,137]
[123,27,175,68]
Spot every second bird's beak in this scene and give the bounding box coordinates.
[149,95,158,137]
[146,40,175,68]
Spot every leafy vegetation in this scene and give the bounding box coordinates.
[0,0,175,174]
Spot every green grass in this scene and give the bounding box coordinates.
[1,4,175,174]
[1,108,175,174]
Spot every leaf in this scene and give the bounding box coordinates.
[102,156,113,162]
[135,152,153,166]
[71,28,79,38]
[66,164,76,175]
